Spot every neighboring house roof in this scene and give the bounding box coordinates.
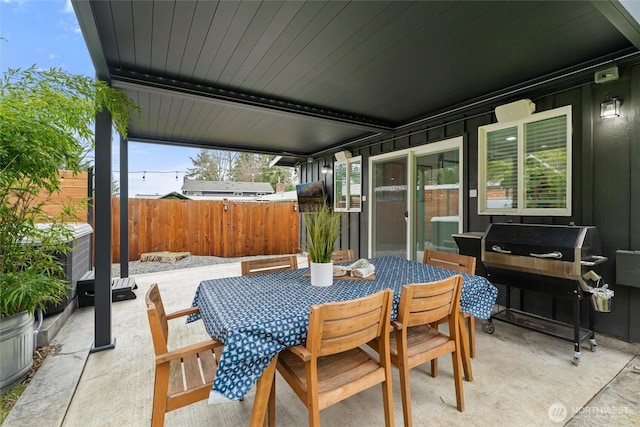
[158,191,191,200]
[133,192,190,199]
[181,179,274,194]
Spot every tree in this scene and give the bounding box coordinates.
[0,66,137,316]
[218,151,239,181]
[111,174,120,198]
[188,149,295,190]
[231,153,268,182]
[186,149,240,181]
[261,163,296,191]
[186,149,221,181]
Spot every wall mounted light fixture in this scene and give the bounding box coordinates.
[321,163,331,174]
[600,97,622,118]
[142,171,146,181]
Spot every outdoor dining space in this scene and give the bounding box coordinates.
[3,2,640,426]
[5,255,639,427]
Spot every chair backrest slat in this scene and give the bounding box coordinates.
[307,249,355,266]
[241,255,298,275]
[399,276,463,328]
[307,289,392,358]
[145,283,169,355]
[331,249,355,263]
[423,250,476,274]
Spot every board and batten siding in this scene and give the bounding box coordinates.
[300,63,640,342]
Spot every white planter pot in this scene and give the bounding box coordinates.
[310,261,334,287]
[0,310,34,395]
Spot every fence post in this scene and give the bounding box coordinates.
[222,198,229,258]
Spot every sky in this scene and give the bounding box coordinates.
[0,0,201,196]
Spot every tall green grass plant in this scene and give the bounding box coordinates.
[303,204,341,263]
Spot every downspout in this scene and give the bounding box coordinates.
[32,309,44,347]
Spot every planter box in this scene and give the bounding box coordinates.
[0,311,34,395]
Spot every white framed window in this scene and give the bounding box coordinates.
[334,155,362,212]
[478,105,572,216]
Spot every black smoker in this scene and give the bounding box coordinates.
[481,223,607,365]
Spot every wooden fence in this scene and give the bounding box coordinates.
[32,171,300,262]
[112,198,300,262]
[34,171,90,221]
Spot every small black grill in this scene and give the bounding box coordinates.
[481,223,608,365]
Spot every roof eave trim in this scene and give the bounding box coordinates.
[71,0,110,81]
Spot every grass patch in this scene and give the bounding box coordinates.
[0,382,26,422]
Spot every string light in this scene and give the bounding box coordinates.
[112,170,188,183]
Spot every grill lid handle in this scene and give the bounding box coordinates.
[581,255,608,266]
[492,245,512,254]
[530,251,563,259]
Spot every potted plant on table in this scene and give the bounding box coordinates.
[303,204,341,287]
[0,66,136,394]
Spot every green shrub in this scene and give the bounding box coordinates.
[0,66,137,317]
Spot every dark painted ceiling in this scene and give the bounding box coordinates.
[73,1,640,166]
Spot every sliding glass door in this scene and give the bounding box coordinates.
[369,137,463,260]
[370,154,408,257]
[414,145,461,261]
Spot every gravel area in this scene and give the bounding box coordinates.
[111,254,298,277]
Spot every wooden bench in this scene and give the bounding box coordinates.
[77,270,137,307]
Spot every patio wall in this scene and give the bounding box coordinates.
[299,62,640,342]
[111,198,299,262]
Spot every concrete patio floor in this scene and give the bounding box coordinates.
[5,256,640,427]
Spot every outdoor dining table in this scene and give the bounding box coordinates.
[188,255,498,425]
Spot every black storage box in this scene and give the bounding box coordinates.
[77,270,137,307]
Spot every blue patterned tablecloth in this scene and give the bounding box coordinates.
[188,255,497,401]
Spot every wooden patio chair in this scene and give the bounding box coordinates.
[145,283,224,427]
[240,255,298,276]
[306,249,355,266]
[272,289,394,427]
[330,249,355,263]
[423,250,477,380]
[369,276,464,426]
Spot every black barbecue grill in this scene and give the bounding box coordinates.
[481,223,608,365]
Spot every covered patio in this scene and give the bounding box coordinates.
[8,1,638,425]
[5,258,639,426]
[68,0,640,352]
